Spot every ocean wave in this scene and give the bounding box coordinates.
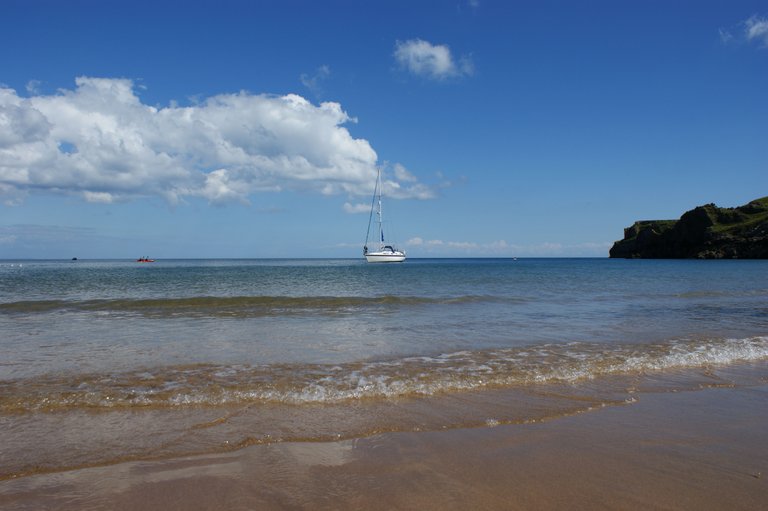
[2,336,766,413]
[0,294,514,317]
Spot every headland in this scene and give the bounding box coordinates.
[610,197,768,258]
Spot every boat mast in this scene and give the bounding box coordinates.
[377,168,383,248]
[364,168,381,252]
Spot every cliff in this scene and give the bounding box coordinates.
[609,197,768,259]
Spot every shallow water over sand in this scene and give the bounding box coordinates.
[2,378,766,510]
[1,258,767,483]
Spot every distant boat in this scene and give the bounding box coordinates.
[363,168,406,263]
[136,257,155,263]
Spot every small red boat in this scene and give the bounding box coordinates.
[136,257,155,263]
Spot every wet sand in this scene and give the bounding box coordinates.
[1,383,766,510]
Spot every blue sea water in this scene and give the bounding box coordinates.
[2,257,768,382]
[1,258,767,478]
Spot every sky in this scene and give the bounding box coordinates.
[0,0,766,259]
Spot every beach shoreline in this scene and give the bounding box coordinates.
[2,380,766,510]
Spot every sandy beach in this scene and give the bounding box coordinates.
[2,378,766,510]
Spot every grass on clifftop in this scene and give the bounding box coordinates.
[708,196,768,234]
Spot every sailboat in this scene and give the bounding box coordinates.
[364,168,406,263]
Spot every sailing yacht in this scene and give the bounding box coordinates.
[364,168,406,263]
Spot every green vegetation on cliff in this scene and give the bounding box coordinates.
[609,197,768,259]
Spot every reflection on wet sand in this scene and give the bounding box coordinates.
[2,381,766,510]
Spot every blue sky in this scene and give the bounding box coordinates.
[1,0,766,258]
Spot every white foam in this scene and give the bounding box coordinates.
[5,336,768,411]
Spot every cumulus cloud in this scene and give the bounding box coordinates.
[0,77,431,205]
[394,39,473,80]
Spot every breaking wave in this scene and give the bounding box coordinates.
[2,336,766,413]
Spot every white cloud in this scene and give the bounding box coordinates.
[745,15,768,46]
[0,77,432,206]
[720,15,768,47]
[393,162,417,182]
[83,191,114,203]
[394,39,473,80]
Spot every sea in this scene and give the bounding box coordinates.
[1,257,767,481]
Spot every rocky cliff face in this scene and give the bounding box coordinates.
[609,197,768,259]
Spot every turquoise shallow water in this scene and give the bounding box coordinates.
[1,257,768,478]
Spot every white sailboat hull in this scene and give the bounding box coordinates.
[365,251,406,263]
[363,168,405,263]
